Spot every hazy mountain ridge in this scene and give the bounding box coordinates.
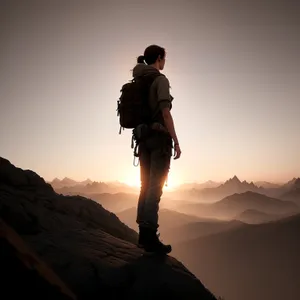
[174,180,222,191]
[117,207,206,233]
[279,178,300,205]
[87,192,139,213]
[162,219,245,245]
[234,208,292,224]
[168,176,265,203]
[280,188,300,205]
[51,179,139,195]
[214,191,298,216]
[282,177,300,189]
[49,175,300,206]
[173,191,299,219]
[117,207,247,245]
[254,181,282,188]
[171,176,300,205]
[173,213,300,300]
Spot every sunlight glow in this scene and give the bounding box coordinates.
[122,167,180,190]
[123,168,140,187]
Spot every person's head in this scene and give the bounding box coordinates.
[137,44,166,70]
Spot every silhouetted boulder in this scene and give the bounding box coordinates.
[0,157,217,300]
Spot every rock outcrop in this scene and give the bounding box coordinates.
[0,157,217,300]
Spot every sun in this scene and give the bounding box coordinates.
[163,174,178,191]
[123,168,140,187]
[123,168,180,190]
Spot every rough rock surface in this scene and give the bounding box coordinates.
[0,218,76,300]
[0,157,217,300]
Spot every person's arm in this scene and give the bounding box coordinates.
[156,76,182,159]
[162,108,179,145]
[162,108,181,159]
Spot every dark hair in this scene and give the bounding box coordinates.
[137,55,145,64]
[136,45,166,65]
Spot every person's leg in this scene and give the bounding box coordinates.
[142,135,172,253]
[143,147,171,229]
[136,142,151,246]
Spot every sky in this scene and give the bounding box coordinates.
[1,0,299,187]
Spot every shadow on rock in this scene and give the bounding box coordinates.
[105,254,217,300]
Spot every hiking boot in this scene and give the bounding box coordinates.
[142,227,172,254]
[137,226,147,248]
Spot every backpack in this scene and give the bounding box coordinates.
[117,73,162,134]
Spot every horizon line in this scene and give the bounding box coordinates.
[46,175,299,186]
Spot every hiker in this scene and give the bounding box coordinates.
[131,45,182,254]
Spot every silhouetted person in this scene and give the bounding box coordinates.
[132,45,181,254]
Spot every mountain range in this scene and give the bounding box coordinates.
[50,177,97,189]
[50,178,139,195]
[279,178,300,205]
[173,191,299,219]
[49,175,300,206]
[234,208,291,224]
[175,176,300,202]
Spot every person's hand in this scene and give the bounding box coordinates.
[174,143,181,160]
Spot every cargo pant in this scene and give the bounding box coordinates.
[136,131,172,230]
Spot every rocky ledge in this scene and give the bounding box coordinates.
[0,157,217,300]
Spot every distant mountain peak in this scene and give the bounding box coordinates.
[81,178,93,184]
[285,177,298,186]
[225,175,241,185]
[62,177,74,181]
[232,175,240,181]
[206,180,215,184]
[294,178,300,185]
[51,177,60,183]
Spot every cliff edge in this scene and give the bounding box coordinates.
[0,157,217,300]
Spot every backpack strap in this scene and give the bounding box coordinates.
[137,72,163,125]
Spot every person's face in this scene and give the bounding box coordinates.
[159,53,166,70]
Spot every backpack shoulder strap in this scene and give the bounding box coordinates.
[137,72,163,121]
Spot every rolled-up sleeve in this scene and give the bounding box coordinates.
[156,76,172,110]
